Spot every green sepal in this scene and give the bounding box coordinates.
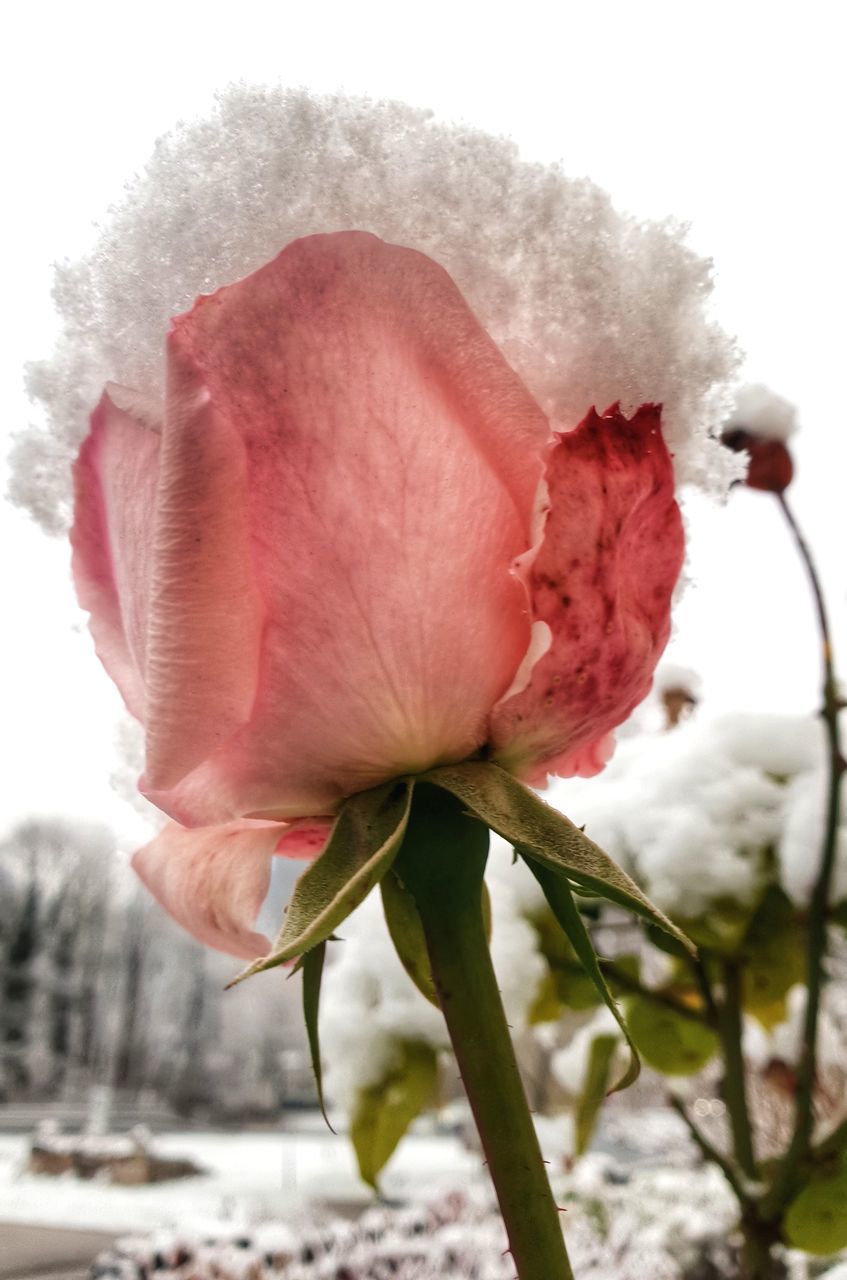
[382,868,492,1008]
[524,857,639,1092]
[645,922,692,962]
[294,942,333,1132]
[228,779,413,987]
[575,1034,619,1156]
[350,1040,438,1191]
[421,762,693,955]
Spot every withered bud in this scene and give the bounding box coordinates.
[721,428,794,493]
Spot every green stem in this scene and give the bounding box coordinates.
[716,961,758,1180]
[396,784,574,1280]
[762,494,845,1218]
[739,1213,781,1280]
[670,1097,778,1278]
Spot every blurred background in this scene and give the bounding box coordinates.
[1,2,846,1277]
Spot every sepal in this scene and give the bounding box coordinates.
[228,779,412,986]
[523,857,639,1092]
[420,761,694,954]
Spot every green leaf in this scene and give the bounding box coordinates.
[740,885,806,1026]
[298,942,333,1131]
[785,1169,847,1255]
[625,996,719,1076]
[575,1034,619,1156]
[524,858,639,1091]
[228,780,413,986]
[421,762,693,954]
[381,868,439,1007]
[351,1040,438,1190]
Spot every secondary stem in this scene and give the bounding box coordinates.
[716,960,758,1180]
[397,784,575,1280]
[763,493,845,1217]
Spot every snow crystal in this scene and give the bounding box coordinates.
[779,769,847,905]
[14,84,739,533]
[724,382,799,442]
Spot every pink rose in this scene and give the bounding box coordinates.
[72,232,683,956]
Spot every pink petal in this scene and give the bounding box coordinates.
[70,386,161,720]
[491,404,684,783]
[142,350,265,791]
[145,232,549,826]
[132,820,289,959]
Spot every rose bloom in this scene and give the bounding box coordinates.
[72,232,683,956]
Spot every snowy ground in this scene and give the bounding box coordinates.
[0,1126,480,1233]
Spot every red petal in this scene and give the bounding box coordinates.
[70,387,161,720]
[491,404,684,781]
[146,232,549,825]
[274,816,334,859]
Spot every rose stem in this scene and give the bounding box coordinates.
[396,783,575,1280]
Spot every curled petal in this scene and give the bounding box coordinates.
[147,231,549,826]
[491,404,684,782]
[71,386,161,719]
[275,816,334,859]
[131,820,298,959]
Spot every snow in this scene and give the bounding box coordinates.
[779,769,847,905]
[549,710,844,918]
[75,1127,766,1280]
[0,1128,479,1232]
[320,894,448,1113]
[14,85,739,535]
[743,983,845,1075]
[725,383,799,442]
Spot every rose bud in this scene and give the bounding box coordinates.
[72,232,684,955]
[721,383,798,493]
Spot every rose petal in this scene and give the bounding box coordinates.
[491,403,684,782]
[142,352,266,791]
[71,387,161,720]
[275,816,334,860]
[146,232,549,826]
[132,820,290,958]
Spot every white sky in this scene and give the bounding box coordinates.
[1,0,845,842]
